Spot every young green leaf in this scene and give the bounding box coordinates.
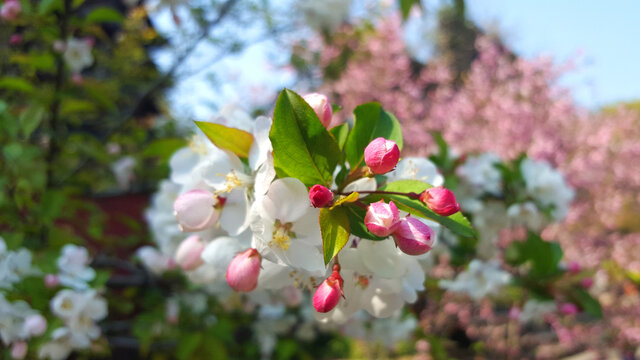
[320,207,351,265]
[571,288,603,318]
[329,123,349,151]
[344,102,403,169]
[365,180,475,238]
[270,89,341,187]
[330,192,359,210]
[195,121,254,159]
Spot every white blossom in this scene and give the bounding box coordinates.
[57,245,95,290]
[439,260,511,300]
[456,152,502,196]
[520,158,574,221]
[63,38,93,74]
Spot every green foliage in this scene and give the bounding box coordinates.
[270,89,341,187]
[195,121,254,158]
[344,102,404,169]
[505,232,563,278]
[320,207,351,265]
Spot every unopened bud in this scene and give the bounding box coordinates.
[44,274,59,288]
[364,137,400,174]
[313,269,343,313]
[393,217,435,255]
[173,189,220,232]
[11,341,26,360]
[365,200,400,237]
[559,302,579,315]
[23,314,47,336]
[303,93,333,129]
[419,187,460,216]
[309,184,333,208]
[567,261,581,274]
[1,0,21,21]
[9,34,21,46]
[174,235,205,271]
[226,248,261,292]
[580,277,593,289]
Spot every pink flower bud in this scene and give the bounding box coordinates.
[302,93,333,129]
[393,216,435,255]
[508,307,521,320]
[313,265,343,313]
[44,274,59,288]
[560,302,579,315]
[567,261,581,274]
[174,235,205,271]
[309,184,333,208]
[23,314,47,336]
[71,73,83,85]
[1,0,21,22]
[9,33,21,46]
[173,189,220,232]
[365,200,400,237]
[419,187,460,216]
[226,248,261,292]
[580,277,593,289]
[53,40,66,53]
[165,299,179,325]
[11,341,26,360]
[364,137,400,174]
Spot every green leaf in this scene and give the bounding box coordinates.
[142,138,187,160]
[38,0,62,14]
[344,205,385,241]
[0,77,34,93]
[344,102,403,169]
[399,0,422,20]
[85,6,124,23]
[270,89,341,187]
[195,121,254,158]
[330,192,358,209]
[366,180,475,238]
[524,232,564,277]
[329,123,349,151]
[320,207,351,265]
[19,105,46,138]
[572,288,603,318]
[177,333,204,360]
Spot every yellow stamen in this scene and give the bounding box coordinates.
[272,227,291,250]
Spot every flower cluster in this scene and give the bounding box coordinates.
[141,92,474,356]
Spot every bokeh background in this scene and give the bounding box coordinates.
[1,0,639,359]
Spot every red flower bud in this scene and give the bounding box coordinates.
[309,184,333,208]
[560,302,579,315]
[419,187,460,216]
[364,137,400,174]
[393,217,435,255]
[313,268,343,313]
[226,248,261,292]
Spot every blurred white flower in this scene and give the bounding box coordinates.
[57,245,95,290]
[111,156,136,190]
[519,299,556,324]
[63,38,93,74]
[521,158,574,221]
[439,260,511,300]
[457,152,502,196]
[386,157,444,186]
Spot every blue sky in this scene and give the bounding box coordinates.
[465,0,640,108]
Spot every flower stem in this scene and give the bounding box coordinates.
[338,190,421,200]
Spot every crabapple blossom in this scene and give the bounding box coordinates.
[174,235,205,271]
[365,200,400,237]
[439,260,511,300]
[173,189,221,232]
[309,184,333,208]
[57,245,95,290]
[23,314,47,336]
[364,137,400,174]
[226,248,261,292]
[1,0,20,21]
[63,38,93,74]
[136,246,174,275]
[303,93,333,128]
[386,157,443,186]
[393,216,435,255]
[44,274,60,288]
[560,303,579,315]
[419,186,460,216]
